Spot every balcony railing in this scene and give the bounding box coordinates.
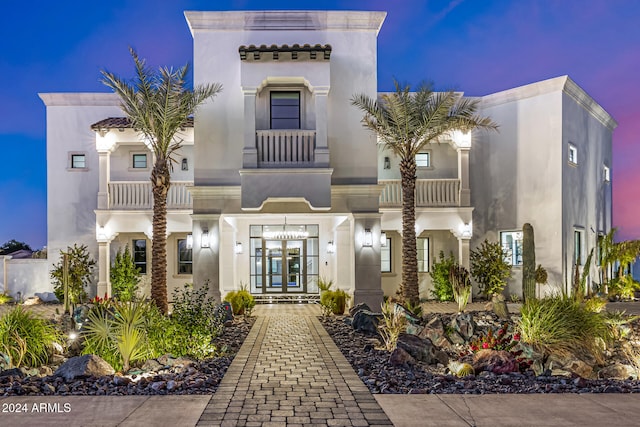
[379,179,460,207]
[256,130,316,167]
[108,181,192,210]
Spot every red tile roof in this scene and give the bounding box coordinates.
[90,117,194,130]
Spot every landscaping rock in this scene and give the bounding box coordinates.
[352,310,382,334]
[406,323,423,336]
[349,303,372,317]
[389,347,415,366]
[35,292,59,303]
[54,355,115,380]
[113,375,131,386]
[599,364,637,380]
[23,296,43,305]
[394,303,421,324]
[447,330,466,346]
[396,333,437,364]
[472,350,518,374]
[419,317,446,342]
[450,312,476,340]
[0,368,24,378]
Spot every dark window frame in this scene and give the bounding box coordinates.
[71,154,86,169]
[177,238,193,275]
[132,239,147,274]
[270,91,301,130]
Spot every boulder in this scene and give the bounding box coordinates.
[396,333,437,364]
[434,349,450,366]
[35,292,59,303]
[598,364,637,380]
[389,347,415,366]
[349,302,372,317]
[0,368,24,378]
[352,310,382,334]
[394,303,421,324]
[55,354,115,380]
[23,296,43,306]
[472,350,518,374]
[448,330,466,346]
[547,353,594,379]
[450,312,476,340]
[405,324,423,336]
[419,317,446,342]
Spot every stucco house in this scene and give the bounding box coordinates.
[38,10,615,307]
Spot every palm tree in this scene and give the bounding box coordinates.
[352,81,497,305]
[101,48,222,313]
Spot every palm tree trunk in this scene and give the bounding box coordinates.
[151,161,170,314]
[400,157,419,305]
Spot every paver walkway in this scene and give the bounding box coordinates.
[196,304,392,426]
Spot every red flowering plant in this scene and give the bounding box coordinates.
[90,293,112,310]
[469,323,520,352]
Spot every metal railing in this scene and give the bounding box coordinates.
[379,179,460,207]
[256,130,316,166]
[108,181,192,210]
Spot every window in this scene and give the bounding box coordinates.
[270,91,300,129]
[416,152,431,168]
[177,238,193,274]
[132,153,148,169]
[604,165,610,182]
[71,154,86,169]
[501,231,523,266]
[132,239,147,274]
[568,144,578,164]
[574,229,585,265]
[417,237,429,272]
[381,237,392,273]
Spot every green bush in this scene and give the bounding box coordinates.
[608,275,640,300]
[470,239,512,296]
[224,285,256,316]
[0,293,13,305]
[0,306,62,368]
[110,245,141,302]
[51,244,96,305]
[518,295,612,363]
[430,251,456,301]
[320,289,350,315]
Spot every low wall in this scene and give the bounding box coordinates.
[0,257,52,300]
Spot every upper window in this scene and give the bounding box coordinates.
[416,152,431,168]
[270,91,300,129]
[417,237,429,272]
[574,229,585,265]
[132,239,147,274]
[132,153,148,169]
[603,165,611,182]
[501,231,523,266]
[71,154,86,169]
[381,237,392,273]
[568,144,578,165]
[177,238,193,275]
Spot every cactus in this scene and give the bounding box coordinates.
[522,223,536,302]
[448,361,475,377]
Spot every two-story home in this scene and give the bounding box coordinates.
[39,10,615,307]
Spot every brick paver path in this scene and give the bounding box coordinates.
[197,305,392,427]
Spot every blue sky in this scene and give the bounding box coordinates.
[1,0,639,249]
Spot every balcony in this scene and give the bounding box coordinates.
[379,179,461,207]
[108,181,192,210]
[256,130,316,167]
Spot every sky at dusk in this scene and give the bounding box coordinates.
[1,0,638,249]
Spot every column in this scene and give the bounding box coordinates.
[352,213,384,310]
[457,147,471,206]
[314,87,330,167]
[242,87,258,168]
[97,150,111,209]
[192,214,221,302]
[96,239,112,298]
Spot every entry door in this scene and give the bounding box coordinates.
[262,239,306,293]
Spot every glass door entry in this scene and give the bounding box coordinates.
[263,239,305,293]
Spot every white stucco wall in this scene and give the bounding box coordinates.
[0,258,50,300]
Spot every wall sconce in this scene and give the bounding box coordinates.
[460,223,473,239]
[383,156,391,170]
[201,228,210,248]
[186,234,193,249]
[234,242,243,254]
[363,228,373,247]
[181,158,188,171]
[327,241,336,254]
[380,232,387,246]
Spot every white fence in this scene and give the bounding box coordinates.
[0,257,51,300]
[108,181,192,210]
[379,179,461,207]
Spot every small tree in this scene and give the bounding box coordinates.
[430,251,456,301]
[111,245,141,302]
[0,239,32,255]
[470,239,512,297]
[51,244,96,304]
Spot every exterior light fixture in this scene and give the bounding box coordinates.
[181,158,188,171]
[380,232,387,246]
[363,228,373,247]
[186,234,193,249]
[383,156,391,169]
[235,242,243,254]
[201,228,210,248]
[460,223,473,239]
[327,241,336,254]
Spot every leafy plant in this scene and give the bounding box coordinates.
[318,277,334,292]
[469,323,520,353]
[51,244,96,305]
[470,239,512,296]
[430,251,456,301]
[608,275,640,300]
[0,293,13,305]
[224,284,256,316]
[320,289,350,315]
[110,245,141,302]
[535,264,548,285]
[517,295,612,364]
[449,264,472,312]
[584,297,607,313]
[0,306,62,368]
[378,300,408,351]
[403,300,423,317]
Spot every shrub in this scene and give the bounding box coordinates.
[449,264,472,312]
[224,285,255,316]
[608,274,640,300]
[0,293,13,305]
[517,295,612,363]
[378,300,407,351]
[0,306,62,368]
[110,245,141,302]
[469,323,520,353]
[535,264,548,285]
[51,244,96,305]
[470,239,511,296]
[430,251,455,301]
[320,289,350,315]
